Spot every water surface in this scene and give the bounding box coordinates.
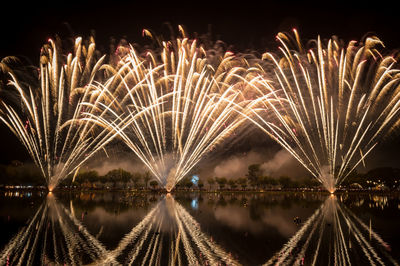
[0,191,399,265]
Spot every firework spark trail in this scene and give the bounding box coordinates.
[249,29,400,192]
[264,195,398,266]
[84,33,258,191]
[3,28,398,193]
[0,37,123,190]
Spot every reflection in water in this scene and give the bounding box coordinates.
[0,193,110,265]
[264,195,399,266]
[0,193,238,265]
[99,194,239,265]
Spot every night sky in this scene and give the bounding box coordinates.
[1,0,400,169]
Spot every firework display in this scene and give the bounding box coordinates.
[0,37,118,190]
[81,32,260,191]
[248,30,400,192]
[1,28,399,191]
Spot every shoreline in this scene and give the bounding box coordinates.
[1,187,399,195]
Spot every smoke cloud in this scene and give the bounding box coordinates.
[260,149,303,177]
[213,151,264,178]
[82,148,307,180]
[83,156,146,176]
[212,149,307,179]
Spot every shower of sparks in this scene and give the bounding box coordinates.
[264,195,398,265]
[82,32,260,191]
[248,29,400,192]
[0,38,123,190]
[1,28,400,191]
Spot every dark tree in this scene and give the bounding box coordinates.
[215,177,227,190]
[207,177,215,190]
[228,179,237,190]
[237,177,247,190]
[131,172,142,188]
[74,170,100,188]
[104,168,133,187]
[143,171,151,190]
[149,180,158,190]
[246,164,262,188]
[278,176,292,189]
[198,180,204,190]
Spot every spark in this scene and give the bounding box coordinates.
[0,37,120,189]
[3,28,398,193]
[250,29,400,192]
[83,33,259,191]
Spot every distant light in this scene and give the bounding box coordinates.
[191,175,199,186]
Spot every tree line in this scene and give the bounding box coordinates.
[1,161,399,191]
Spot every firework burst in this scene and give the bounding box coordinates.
[82,30,259,191]
[248,29,400,192]
[0,37,117,190]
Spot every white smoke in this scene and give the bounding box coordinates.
[212,149,307,179]
[261,149,296,176]
[318,165,335,192]
[83,158,146,176]
[213,151,264,178]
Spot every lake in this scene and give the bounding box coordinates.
[0,191,399,265]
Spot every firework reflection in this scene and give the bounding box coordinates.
[264,195,398,266]
[97,193,239,265]
[0,194,238,265]
[0,193,111,265]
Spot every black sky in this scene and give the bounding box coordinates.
[1,0,400,167]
